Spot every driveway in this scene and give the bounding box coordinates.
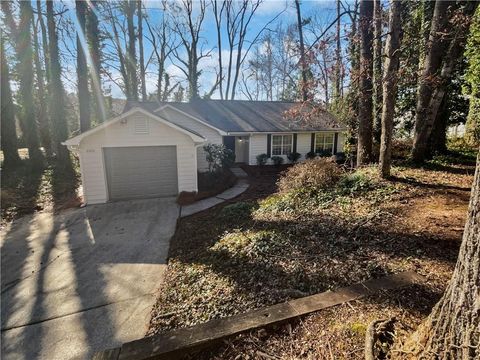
[1,197,179,360]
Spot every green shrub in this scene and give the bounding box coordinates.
[219,201,257,219]
[277,158,342,195]
[203,143,235,174]
[287,152,301,163]
[336,173,373,195]
[271,156,284,166]
[306,151,316,159]
[256,153,269,166]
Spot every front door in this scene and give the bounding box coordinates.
[235,136,249,163]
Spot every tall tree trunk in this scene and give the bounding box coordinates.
[126,0,138,100]
[334,0,341,99]
[32,13,53,158]
[76,0,91,133]
[411,0,454,163]
[37,0,50,86]
[356,0,374,166]
[46,1,72,169]
[138,0,147,101]
[2,1,43,164]
[406,150,480,358]
[1,35,21,168]
[373,0,383,146]
[428,94,449,156]
[295,0,308,102]
[379,0,404,178]
[213,0,223,99]
[86,1,105,123]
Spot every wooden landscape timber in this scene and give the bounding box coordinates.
[93,271,425,360]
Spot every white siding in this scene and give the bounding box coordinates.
[296,133,311,160]
[156,107,223,171]
[78,113,197,204]
[248,134,268,165]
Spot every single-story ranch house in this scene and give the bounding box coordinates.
[64,100,346,204]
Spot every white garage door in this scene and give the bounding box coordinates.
[104,146,178,201]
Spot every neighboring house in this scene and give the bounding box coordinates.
[64,100,346,204]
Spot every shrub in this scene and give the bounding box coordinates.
[277,158,342,195]
[256,153,269,166]
[336,173,373,195]
[306,151,316,159]
[203,143,235,174]
[271,156,284,166]
[287,152,301,163]
[219,201,257,219]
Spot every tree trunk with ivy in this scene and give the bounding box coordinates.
[404,150,480,358]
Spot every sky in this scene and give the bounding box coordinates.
[56,0,351,100]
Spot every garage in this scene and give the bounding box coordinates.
[104,146,178,201]
[63,107,205,205]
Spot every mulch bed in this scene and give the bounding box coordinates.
[148,158,474,359]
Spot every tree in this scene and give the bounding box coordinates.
[126,0,138,101]
[76,0,91,132]
[356,0,374,166]
[463,7,480,146]
[1,35,21,168]
[372,0,383,145]
[32,10,53,157]
[411,0,454,163]
[379,0,404,178]
[405,149,480,358]
[2,1,43,164]
[46,0,72,168]
[138,0,147,101]
[295,0,308,102]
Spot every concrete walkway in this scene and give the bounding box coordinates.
[1,198,179,360]
[180,179,249,218]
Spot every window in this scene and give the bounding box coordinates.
[272,135,293,155]
[315,133,334,155]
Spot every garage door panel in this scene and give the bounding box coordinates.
[104,146,178,200]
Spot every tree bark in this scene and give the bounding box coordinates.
[126,0,138,100]
[406,149,480,358]
[46,0,73,169]
[356,0,374,166]
[138,0,147,101]
[37,0,50,85]
[334,0,342,99]
[373,0,383,145]
[379,0,404,178]
[1,35,21,168]
[295,0,308,102]
[86,1,105,123]
[32,13,53,157]
[2,1,43,164]
[411,0,455,163]
[76,0,91,133]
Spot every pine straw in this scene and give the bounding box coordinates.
[147,160,474,359]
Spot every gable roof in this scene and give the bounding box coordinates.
[63,107,206,146]
[124,100,346,133]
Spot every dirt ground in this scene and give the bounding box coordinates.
[148,156,474,359]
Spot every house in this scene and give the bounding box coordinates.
[63,100,346,204]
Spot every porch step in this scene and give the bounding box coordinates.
[231,167,248,178]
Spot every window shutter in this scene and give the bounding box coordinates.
[293,134,297,153]
[267,134,271,157]
[334,133,338,154]
[310,133,315,153]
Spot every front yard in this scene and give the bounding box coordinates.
[148,152,474,359]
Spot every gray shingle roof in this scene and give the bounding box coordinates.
[124,100,345,133]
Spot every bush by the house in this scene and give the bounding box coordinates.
[306,151,316,159]
[203,143,235,174]
[271,156,284,166]
[278,158,342,195]
[287,152,301,163]
[256,153,269,166]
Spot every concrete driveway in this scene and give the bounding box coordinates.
[1,198,179,360]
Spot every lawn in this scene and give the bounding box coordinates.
[147,149,475,359]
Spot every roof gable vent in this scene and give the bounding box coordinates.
[134,117,149,134]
